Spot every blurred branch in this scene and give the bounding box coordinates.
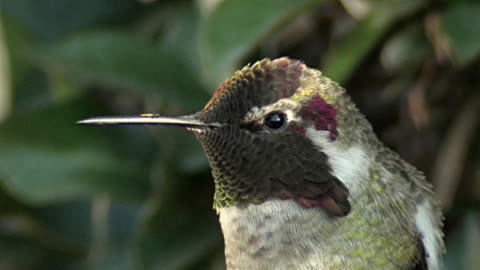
[0,18,12,122]
[407,59,435,130]
[198,0,226,15]
[424,10,452,64]
[432,95,480,212]
[339,0,370,19]
[87,194,111,263]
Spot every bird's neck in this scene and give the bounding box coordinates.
[218,190,418,270]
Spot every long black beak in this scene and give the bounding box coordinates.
[77,114,221,129]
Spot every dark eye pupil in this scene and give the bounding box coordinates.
[265,112,286,129]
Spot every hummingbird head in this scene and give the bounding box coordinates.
[79,58,376,217]
[193,57,380,217]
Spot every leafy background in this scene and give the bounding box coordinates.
[0,0,479,269]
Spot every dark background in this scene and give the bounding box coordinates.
[0,0,479,269]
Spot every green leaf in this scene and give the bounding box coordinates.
[0,98,151,204]
[34,199,141,258]
[135,212,222,270]
[380,23,429,72]
[1,17,57,114]
[34,200,93,249]
[152,128,208,173]
[0,182,29,214]
[1,0,143,42]
[441,2,480,66]
[0,235,76,269]
[1,16,35,86]
[41,32,208,108]
[161,5,203,77]
[199,0,325,88]
[323,0,426,82]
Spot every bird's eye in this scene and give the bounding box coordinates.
[264,112,286,130]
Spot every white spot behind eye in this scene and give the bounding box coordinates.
[284,109,300,122]
[305,127,370,193]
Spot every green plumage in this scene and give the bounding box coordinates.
[78,57,444,270]
[194,58,444,269]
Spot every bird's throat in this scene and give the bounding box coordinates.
[218,198,418,270]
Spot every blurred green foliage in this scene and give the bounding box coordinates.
[0,0,479,269]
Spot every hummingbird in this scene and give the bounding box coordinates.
[79,58,444,270]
